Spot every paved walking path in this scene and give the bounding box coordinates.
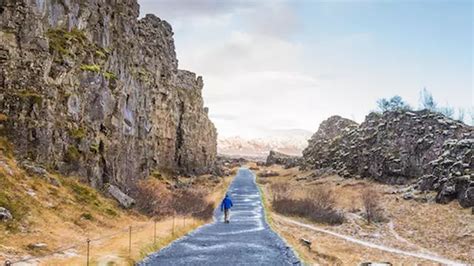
[139,168,300,265]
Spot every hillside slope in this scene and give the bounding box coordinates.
[0,137,232,264]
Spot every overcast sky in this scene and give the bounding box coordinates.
[138,0,473,138]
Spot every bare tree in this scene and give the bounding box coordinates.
[271,182,289,201]
[361,188,384,224]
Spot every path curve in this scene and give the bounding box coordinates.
[278,216,468,265]
[139,168,300,266]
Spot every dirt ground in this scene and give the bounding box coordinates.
[253,163,473,265]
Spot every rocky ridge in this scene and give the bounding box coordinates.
[265,150,300,169]
[0,1,217,192]
[301,110,473,207]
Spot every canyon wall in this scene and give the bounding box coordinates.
[0,0,217,191]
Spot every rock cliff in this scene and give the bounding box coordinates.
[302,110,473,207]
[265,150,300,169]
[0,0,217,190]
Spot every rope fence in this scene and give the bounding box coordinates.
[2,213,203,266]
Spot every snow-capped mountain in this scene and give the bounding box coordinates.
[218,129,312,159]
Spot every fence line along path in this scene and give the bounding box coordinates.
[139,168,300,266]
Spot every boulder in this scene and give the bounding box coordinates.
[20,161,48,177]
[266,150,301,168]
[107,185,135,208]
[0,207,12,221]
[27,243,48,250]
[259,170,280,177]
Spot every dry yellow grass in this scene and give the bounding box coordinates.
[257,164,473,264]
[0,137,234,265]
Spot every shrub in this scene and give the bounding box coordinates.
[80,212,93,220]
[46,28,86,57]
[133,179,172,217]
[65,145,81,163]
[376,95,411,112]
[270,182,289,201]
[273,198,344,225]
[361,188,385,224]
[272,186,344,225]
[131,178,215,220]
[172,188,214,220]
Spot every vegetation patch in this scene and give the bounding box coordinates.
[69,127,86,140]
[46,28,87,57]
[0,113,7,122]
[90,143,99,154]
[65,145,81,162]
[95,49,107,59]
[104,71,117,81]
[0,173,30,231]
[132,178,214,220]
[270,183,345,225]
[80,212,94,221]
[69,180,100,205]
[80,64,101,73]
[16,91,43,105]
[0,137,13,157]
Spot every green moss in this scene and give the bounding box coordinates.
[65,145,81,162]
[104,71,117,81]
[95,49,107,59]
[70,181,99,204]
[16,91,43,105]
[132,68,153,83]
[90,143,99,154]
[80,212,94,220]
[104,208,118,217]
[69,127,86,140]
[0,174,30,230]
[46,28,87,57]
[80,64,101,73]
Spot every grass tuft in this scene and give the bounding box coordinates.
[80,64,101,73]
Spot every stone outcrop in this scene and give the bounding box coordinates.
[107,184,135,208]
[0,1,217,191]
[0,207,13,221]
[302,110,473,207]
[265,150,300,169]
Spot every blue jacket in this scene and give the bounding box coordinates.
[220,195,233,211]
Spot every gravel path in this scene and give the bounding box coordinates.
[139,168,300,266]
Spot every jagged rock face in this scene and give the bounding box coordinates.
[421,138,473,207]
[302,115,358,170]
[0,0,217,190]
[302,110,473,207]
[265,150,300,169]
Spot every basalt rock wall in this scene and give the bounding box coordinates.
[302,111,473,207]
[0,0,217,191]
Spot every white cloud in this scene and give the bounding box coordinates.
[138,0,473,138]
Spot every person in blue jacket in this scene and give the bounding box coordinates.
[220,194,233,223]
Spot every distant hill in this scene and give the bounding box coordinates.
[218,129,312,159]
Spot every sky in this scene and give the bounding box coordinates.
[138,0,473,138]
